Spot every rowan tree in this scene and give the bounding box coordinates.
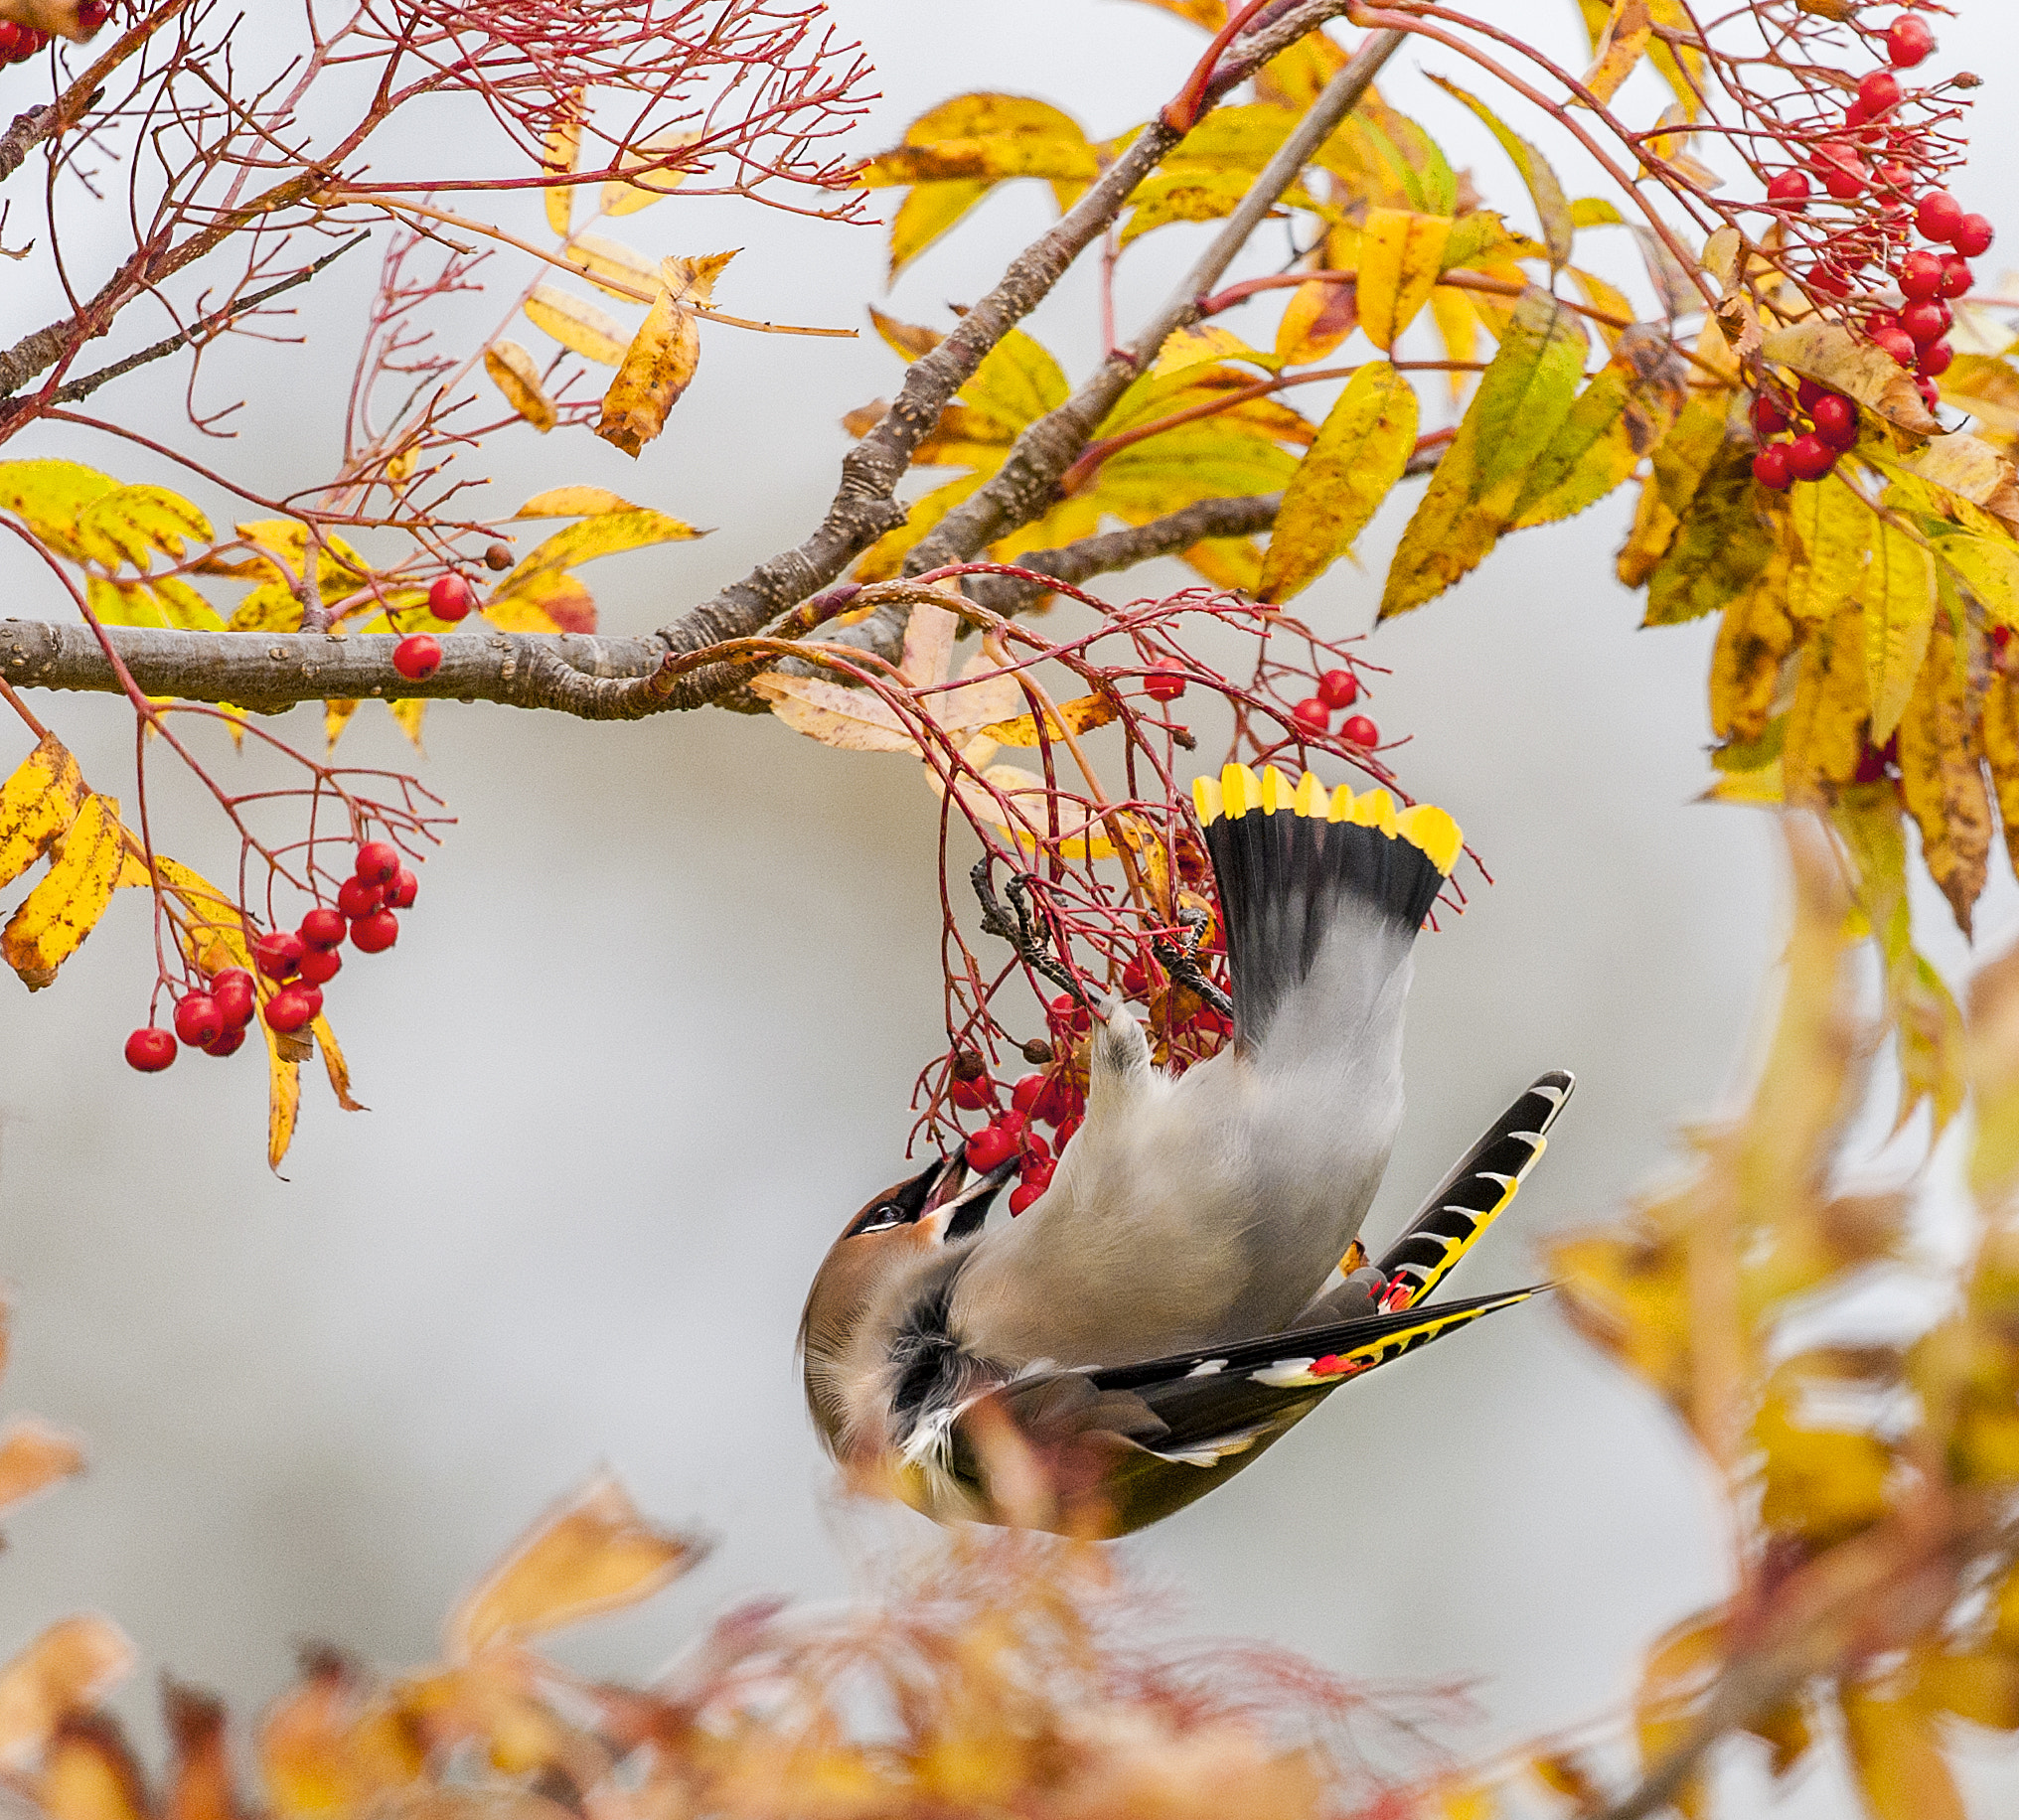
[1,0,2018,1814]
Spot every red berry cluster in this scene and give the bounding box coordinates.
[962,1058,1084,1216]
[1750,381,1863,490]
[0,21,51,60]
[1291,668,1377,748]
[124,841,418,1072]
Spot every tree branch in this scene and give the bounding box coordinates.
[966,495,1283,612]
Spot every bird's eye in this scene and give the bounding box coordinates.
[846,1201,908,1238]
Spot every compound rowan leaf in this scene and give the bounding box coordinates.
[0,1618,133,1759]
[561,232,657,301]
[1580,0,1654,105]
[0,1416,84,1513]
[602,127,702,216]
[482,342,556,433]
[0,735,86,890]
[1382,288,1588,617]
[1511,323,1688,529]
[1424,75,1572,267]
[1864,520,1938,744]
[1839,1683,1965,1820]
[525,286,628,367]
[1258,362,1417,603]
[71,483,212,572]
[1897,612,1992,933]
[3,794,133,989]
[1783,604,1870,803]
[447,1473,701,1659]
[1763,321,1941,436]
[1358,209,1454,352]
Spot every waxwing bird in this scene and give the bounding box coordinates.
[799,763,1574,1538]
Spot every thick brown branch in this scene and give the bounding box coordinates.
[902,24,1405,578]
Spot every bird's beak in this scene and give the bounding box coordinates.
[921,1148,1018,1242]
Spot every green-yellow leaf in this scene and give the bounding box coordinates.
[1511,322,1688,529]
[0,458,118,561]
[1425,75,1573,268]
[1863,519,1937,743]
[1933,529,2019,627]
[1358,209,1454,352]
[1258,362,1418,603]
[1643,443,1778,627]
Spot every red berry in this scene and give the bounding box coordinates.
[203,1025,246,1059]
[1767,169,1811,211]
[262,989,315,1034]
[349,909,399,954]
[1900,299,1949,346]
[1917,190,1963,241]
[1874,160,1916,195]
[1030,1077,1077,1128]
[1292,697,1330,737]
[294,984,324,1020]
[1143,662,1186,703]
[1917,376,1942,412]
[336,874,384,919]
[1887,15,1935,68]
[1952,214,1994,258]
[354,841,399,884]
[1753,445,1793,491]
[1786,434,1837,482]
[1120,957,1150,997]
[76,1,108,31]
[1857,70,1903,116]
[252,930,305,981]
[1010,1074,1046,1117]
[299,906,347,951]
[428,574,474,622]
[393,635,441,682]
[966,1125,1017,1173]
[1814,145,1867,200]
[1339,714,1379,748]
[210,969,256,1028]
[1054,1115,1082,1150]
[1317,668,1359,710]
[125,1027,177,1073]
[1049,993,1092,1035]
[1023,1132,1052,1165]
[1919,339,1953,378]
[385,866,418,910]
[991,1110,1029,1149]
[1796,379,1827,412]
[1871,325,1919,367]
[298,946,343,986]
[1941,255,1972,299]
[1750,393,1789,436]
[949,1074,993,1112]
[173,993,225,1050]
[0,23,22,57]
[1008,1181,1043,1216]
[1899,249,1944,301]
[1811,393,1858,449]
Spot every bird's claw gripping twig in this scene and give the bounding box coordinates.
[971,861,1091,1005]
[1152,902,1234,1019]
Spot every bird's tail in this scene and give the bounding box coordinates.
[1191,763,1461,1051]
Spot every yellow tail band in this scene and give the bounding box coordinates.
[1193,764,1462,876]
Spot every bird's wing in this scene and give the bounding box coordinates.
[1373,1071,1575,1310]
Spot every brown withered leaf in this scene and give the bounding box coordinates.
[1762,321,1941,437]
[445,1473,703,1659]
[0,1617,134,1757]
[979,692,1120,747]
[1896,614,1992,934]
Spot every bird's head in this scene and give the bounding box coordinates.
[798,1148,1013,1466]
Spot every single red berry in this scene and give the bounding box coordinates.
[1767,169,1811,211]
[1886,15,1935,67]
[1865,309,1903,336]
[294,984,324,1020]
[1293,697,1330,737]
[1054,1115,1083,1150]
[1857,70,1903,115]
[173,993,225,1050]
[1786,433,1837,482]
[354,841,399,884]
[125,1026,177,1073]
[1808,263,1851,300]
[967,1124,1018,1173]
[1874,160,1916,195]
[298,946,343,986]
[1023,1131,1052,1165]
[1317,668,1359,710]
[210,969,256,1028]
[336,874,384,919]
[1814,145,1867,200]
[1121,957,1151,997]
[1049,993,1092,1035]
[11,26,47,59]
[262,988,315,1034]
[76,1,109,32]
[1008,1181,1043,1216]
[1952,214,1995,258]
[1011,1074,1046,1117]
[1941,255,1972,299]
[1750,393,1789,436]
[1030,1077,1077,1128]
[992,1110,1029,1149]
[252,930,305,981]
[1871,325,1919,367]
[1919,339,1953,378]
[1917,190,1964,241]
[0,22,24,56]
[1899,249,1945,301]
[428,573,474,622]
[1811,393,1859,449]
[1339,714,1379,748]
[299,906,347,951]
[349,909,399,954]
[393,634,440,682]
[1917,376,1942,412]
[949,1074,993,1112]
[1900,299,1949,346]
[385,866,418,910]
[203,1025,246,1059]
[1796,379,1828,412]
[1143,662,1186,703]
[1753,445,1793,492]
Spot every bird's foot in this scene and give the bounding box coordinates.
[1151,901,1233,1020]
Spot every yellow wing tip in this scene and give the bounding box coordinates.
[1395,803,1464,874]
[1192,775,1224,827]
[1195,770,1462,869]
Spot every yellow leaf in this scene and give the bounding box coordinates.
[1580,0,1653,105]
[0,1416,84,1512]
[1863,520,1937,744]
[1897,612,1992,933]
[1916,1648,2019,1733]
[1644,443,1779,627]
[313,1016,366,1114]
[388,698,426,751]
[498,510,699,592]
[1877,431,2019,532]
[1644,0,1707,121]
[960,325,1071,435]
[1427,287,1478,401]
[1258,362,1418,603]
[1762,320,1941,436]
[1617,392,1729,586]
[601,127,701,216]
[0,734,86,890]
[1567,264,1634,352]
[560,230,656,301]
[513,487,640,519]
[484,568,595,636]
[1276,277,1358,369]
[71,483,212,572]
[446,1473,699,1659]
[2,794,132,989]
[979,692,1120,747]
[540,105,580,236]
[41,1711,148,1820]
[929,757,1117,859]
[1983,668,2019,885]
[1425,75,1572,267]
[1839,1683,1966,1820]
[0,457,117,560]
[1783,604,1870,803]
[482,341,556,433]
[888,180,991,276]
[0,1618,133,1757]
[595,291,698,457]
[1634,1608,1721,1820]
[1358,209,1454,352]
[323,699,358,752]
[1934,530,2019,627]
[660,248,736,310]
[1755,1393,1892,1543]
[1786,474,1871,624]
[1708,545,1797,743]
[525,285,628,366]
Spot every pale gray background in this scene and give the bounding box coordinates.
[1,1,2016,1810]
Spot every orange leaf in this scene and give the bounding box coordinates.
[0,1416,84,1513]
[41,1715,148,1820]
[0,1617,134,1758]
